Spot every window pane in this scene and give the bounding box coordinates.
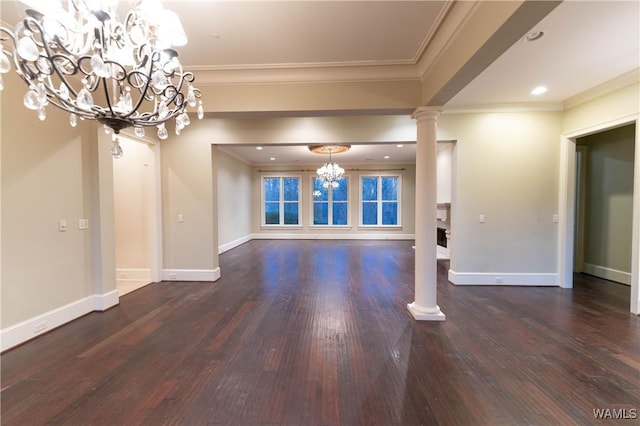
[283,202,299,225]
[381,177,398,201]
[333,202,348,225]
[362,177,378,201]
[313,202,328,225]
[362,202,377,225]
[332,177,348,201]
[382,202,398,225]
[283,178,299,201]
[265,178,281,202]
[265,202,279,224]
[313,178,328,201]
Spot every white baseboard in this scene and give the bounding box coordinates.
[437,245,450,260]
[1,290,119,352]
[583,263,631,285]
[116,268,151,282]
[251,233,415,240]
[219,235,252,254]
[162,268,221,282]
[448,270,558,286]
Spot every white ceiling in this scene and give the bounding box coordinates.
[447,0,640,108]
[2,1,638,165]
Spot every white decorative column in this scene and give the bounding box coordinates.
[408,108,445,321]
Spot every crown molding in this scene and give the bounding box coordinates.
[189,64,421,86]
[442,102,564,114]
[562,68,640,110]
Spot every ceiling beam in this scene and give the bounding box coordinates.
[421,0,562,106]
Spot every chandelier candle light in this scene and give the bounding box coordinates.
[309,144,350,188]
[0,0,204,158]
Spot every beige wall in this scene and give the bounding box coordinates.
[160,127,217,271]
[1,72,102,328]
[438,111,563,275]
[216,148,253,249]
[563,82,640,135]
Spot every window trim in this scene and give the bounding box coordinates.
[261,175,302,227]
[358,174,402,227]
[309,175,351,227]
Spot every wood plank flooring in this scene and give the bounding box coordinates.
[1,240,638,425]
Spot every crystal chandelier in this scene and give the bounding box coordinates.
[0,0,204,158]
[309,145,350,188]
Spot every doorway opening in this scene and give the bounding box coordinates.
[113,136,162,296]
[559,115,639,314]
[574,125,635,285]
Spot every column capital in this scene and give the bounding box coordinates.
[411,107,442,122]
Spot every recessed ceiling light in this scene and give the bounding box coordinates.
[524,31,544,42]
[531,86,547,95]
[256,146,263,150]
[396,144,404,148]
[384,155,390,159]
[270,157,275,161]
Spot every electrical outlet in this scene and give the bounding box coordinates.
[495,276,504,284]
[78,219,89,230]
[169,273,177,280]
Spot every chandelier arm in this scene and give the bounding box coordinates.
[100,77,118,120]
[49,54,81,99]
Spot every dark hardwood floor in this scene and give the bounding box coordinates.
[1,240,638,425]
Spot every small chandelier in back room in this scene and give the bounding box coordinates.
[0,0,204,158]
[309,144,351,188]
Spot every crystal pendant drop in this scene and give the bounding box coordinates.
[175,125,181,136]
[59,82,69,100]
[124,88,132,111]
[17,37,39,61]
[36,82,48,106]
[0,50,11,73]
[187,85,196,107]
[104,124,111,134]
[23,90,40,110]
[37,57,52,74]
[37,106,46,121]
[69,113,77,127]
[157,101,168,119]
[77,88,94,110]
[151,70,167,90]
[197,101,204,120]
[111,138,124,159]
[157,123,168,140]
[181,112,190,127]
[90,54,111,78]
[134,126,145,138]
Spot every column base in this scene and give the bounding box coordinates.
[407,302,446,321]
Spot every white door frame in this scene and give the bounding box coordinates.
[557,114,640,314]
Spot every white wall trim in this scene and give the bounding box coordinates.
[448,270,558,286]
[162,268,221,282]
[1,290,119,352]
[116,268,151,282]
[219,235,253,254]
[251,232,415,241]
[583,264,632,285]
